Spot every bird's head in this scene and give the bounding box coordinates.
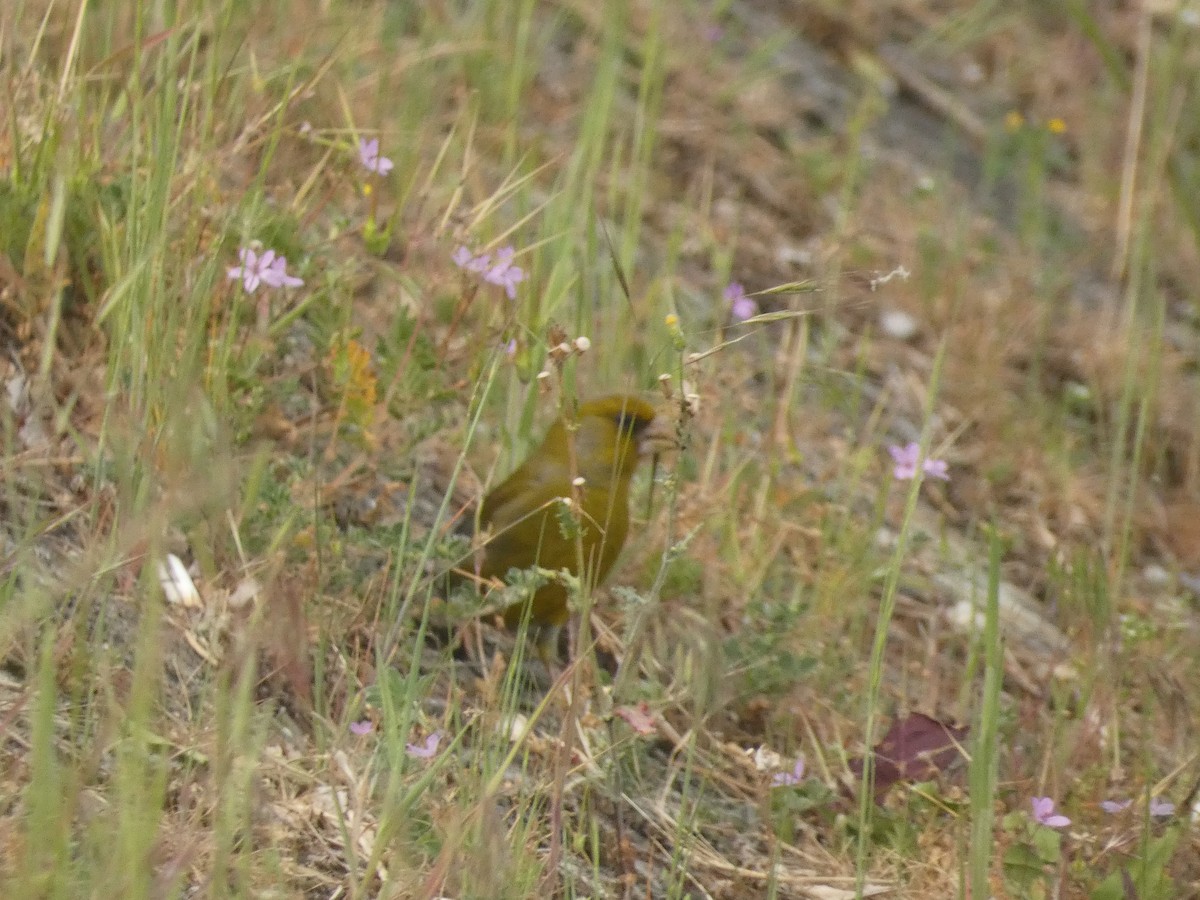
[546,394,670,484]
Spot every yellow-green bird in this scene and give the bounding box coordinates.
[477,394,667,648]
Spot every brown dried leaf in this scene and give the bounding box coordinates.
[849,712,968,802]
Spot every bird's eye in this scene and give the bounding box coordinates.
[613,411,653,433]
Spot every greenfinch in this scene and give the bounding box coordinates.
[477,394,665,644]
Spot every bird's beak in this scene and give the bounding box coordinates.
[638,414,678,457]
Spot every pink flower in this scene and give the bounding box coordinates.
[358,137,394,176]
[887,442,949,481]
[1031,796,1071,828]
[725,282,758,322]
[614,701,656,735]
[227,247,303,293]
[405,731,442,760]
[349,720,374,736]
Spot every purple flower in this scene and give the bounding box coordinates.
[358,137,394,176]
[227,247,303,293]
[922,457,949,480]
[888,442,949,481]
[1031,797,1071,828]
[349,720,374,736]
[405,731,442,760]
[772,757,805,787]
[1150,798,1175,817]
[725,282,758,322]
[452,245,492,274]
[482,246,526,299]
[453,243,527,297]
[1102,796,1175,818]
[264,253,303,289]
[228,248,270,292]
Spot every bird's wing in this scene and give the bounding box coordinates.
[480,451,569,527]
